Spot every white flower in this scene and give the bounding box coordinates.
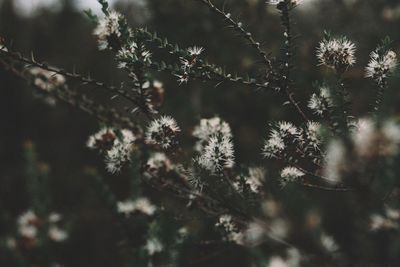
[262,122,298,159]
[216,214,244,245]
[144,152,172,178]
[48,226,68,242]
[317,36,356,70]
[117,198,156,216]
[306,121,322,149]
[198,135,235,173]
[116,42,151,69]
[321,233,339,253]
[267,0,302,6]
[352,118,376,157]
[263,130,285,159]
[29,67,66,91]
[105,141,131,173]
[193,116,232,152]
[323,139,346,182]
[93,11,123,50]
[145,116,181,149]
[365,49,397,83]
[145,238,163,255]
[133,198,157,216]
[246,167,266,193]
[234,167,265,194]
[19,225,38,239]
[48,212,62,223]
[86,127,117,151]
[280,167,304,186]
[117,200,136,216]
[18,210,39,239]
[308,86,333,115]
[87,128,136,173]
[187,46,204,56]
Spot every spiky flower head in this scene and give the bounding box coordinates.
[116,41,152,69]
[262,122,299,159]
[280,166,304,186]
[93,11,123,50]
[317,33,356,71]
[193,116,232,152]
[145,116,181,149]
[305,121,322,149]
[198,135,235,174]
[87,127,136,173]
[365,43,397,83]
[308,85,334,116]
[187,46,204,57]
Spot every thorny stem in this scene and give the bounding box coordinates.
[194,0,273,71]
[0,49,153,118]
[0,58,136,130]
[278,2,309,122]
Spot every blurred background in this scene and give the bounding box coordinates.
[1,0,400,266]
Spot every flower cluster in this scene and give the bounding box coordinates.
[143,152,173,179]
[262,121,299,159]
[116,41,152,69]
[192,117,235,174]
[233,167,266,194]
[93,11,124,50]
[117,197,156,217]
[365,47,397,83]
[16,210,68,249]
[87,127,136,173]
[198,135,235,174]
[177,46,204,84]
[145,116,180,149]
[192,116,232,152]
[370,206,400,231]
[29,67,66,92]
[280,166,305,186]
[216,214,244,245]
[352,118,400,159]
[308,85,334,116]
[317,35,356,71]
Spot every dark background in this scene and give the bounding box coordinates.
[1,0,400,266]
